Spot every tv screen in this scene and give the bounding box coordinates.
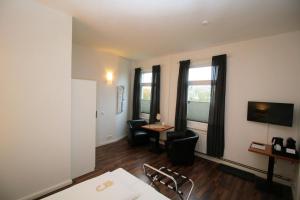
[247,101,294,127]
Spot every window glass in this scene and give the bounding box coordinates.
[188,67,211,81]
[187,101,210,123]
[141,72,152,83]
[188,85,211,102]
[187,66,212,123]
[141,86,151,100]
[141,100,151,114]
[140,72,152,114]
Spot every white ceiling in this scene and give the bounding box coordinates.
[40,0,300,60]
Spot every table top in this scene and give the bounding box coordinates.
[141,124,174,133]
[248,142,299,163]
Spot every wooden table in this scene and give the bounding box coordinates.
[248,142,299,188]
[142,124,174,153]
[142,124,174,132]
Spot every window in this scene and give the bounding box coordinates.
[187,66,212,123]
[140,72,152,114]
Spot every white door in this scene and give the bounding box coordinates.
[96,82,116,146]
[71,79,96,178]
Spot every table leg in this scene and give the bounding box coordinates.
[255,156,275,191]
[149,131,161,154]
[267,156,275,186]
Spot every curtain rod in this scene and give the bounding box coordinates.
[177,54,230,64]
[177,58,210,64]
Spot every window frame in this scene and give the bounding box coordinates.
[140,70,152,119]
[187,62,212,131]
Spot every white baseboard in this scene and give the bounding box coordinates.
[194,152,291,186]
[17,179,72,200]
[97,135,127,147]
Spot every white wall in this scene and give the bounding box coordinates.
[0,0,72,200]
[72,44,131,147]
[135,31,300,186]
[71,79,96,179]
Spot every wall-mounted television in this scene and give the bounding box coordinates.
[247,101,294,127]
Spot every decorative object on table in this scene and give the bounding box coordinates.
[143,163,194,200]
[272,137,283,151]
[127,120,149,146]
[165,130,199,165]
[271,137,299,158]
[271,137,284,154]
[285,138,298,156]
[251,142,266,150]
[156,113,161,122]
[286,137,296,149]
[116,85,125,114]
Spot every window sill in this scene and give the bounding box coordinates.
[187,120,208,132]
[139,113,150,120]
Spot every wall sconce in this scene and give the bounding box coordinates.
[106,71,113,84]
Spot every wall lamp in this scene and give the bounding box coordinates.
[106,71,113,84]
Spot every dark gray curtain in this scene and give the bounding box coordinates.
[207,54,227,157]
[149,65,160,124]
[175,60,190,132]
[132,68,141,120]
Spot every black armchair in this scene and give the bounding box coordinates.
[127,120,149,146]
[166,130,199,165]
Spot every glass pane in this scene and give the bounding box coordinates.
[141,100,151,114]
[187,84,211,123]
[140,86,151,113]
[141,86,151,100]
[188,67,211,81]
[187,102,210,123]
[141,72,152,83]
[188,85,211,102]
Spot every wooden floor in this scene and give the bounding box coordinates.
[39,139,290,200]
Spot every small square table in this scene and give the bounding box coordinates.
[142,124,174,153]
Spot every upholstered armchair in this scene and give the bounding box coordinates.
[127,120,149,146]
[165,130,199,165]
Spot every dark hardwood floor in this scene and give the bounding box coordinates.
[38,139,291,200]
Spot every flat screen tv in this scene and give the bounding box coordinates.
[247,101,294,127]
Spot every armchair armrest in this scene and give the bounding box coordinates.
[167,135,199,165]
[167,131,186,141]
[171,136,199,146]
[127,120,149,146]
[127,120,147,130]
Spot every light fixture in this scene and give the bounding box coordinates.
[106,71,113,84]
